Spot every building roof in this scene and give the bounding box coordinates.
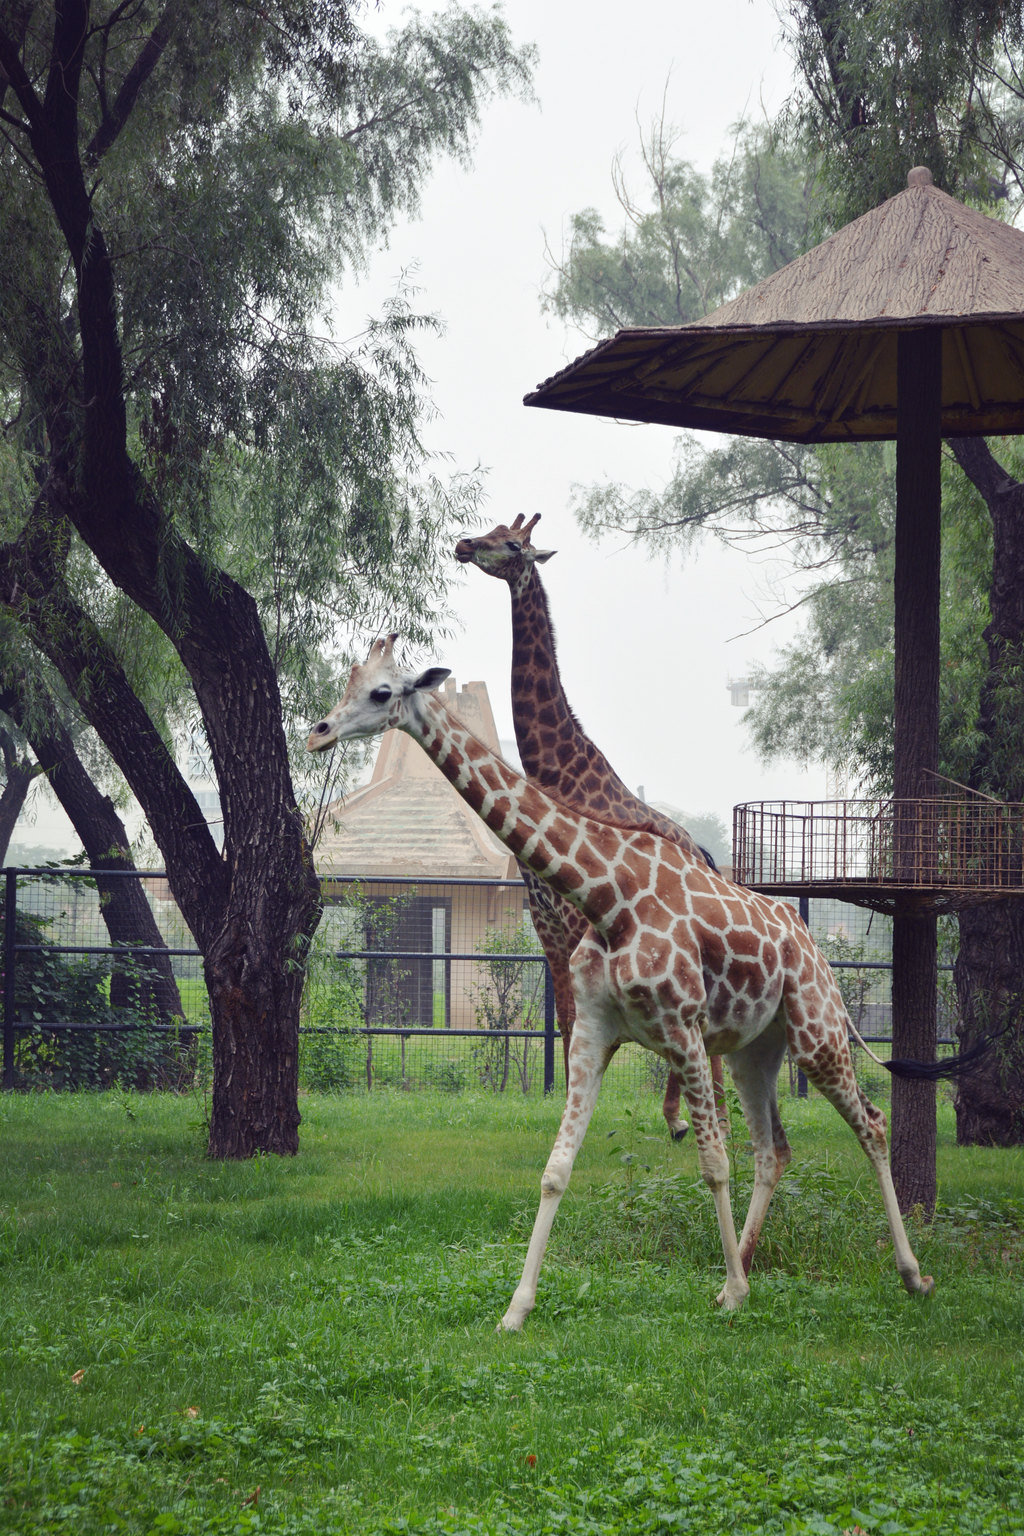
[315,679,519,879]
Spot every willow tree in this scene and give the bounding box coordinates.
[0,1,533,1155]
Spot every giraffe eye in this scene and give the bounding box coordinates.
[369,686,392,704]
[505,540,520,551]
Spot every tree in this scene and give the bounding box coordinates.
[1,684,186,1030]
[545,121,897,608]
[784,0,1024,1145]
[0,2,533,1155]
[549,23,1024,1149]
[0,720,42,860]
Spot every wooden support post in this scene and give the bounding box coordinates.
[891,327,942,1215]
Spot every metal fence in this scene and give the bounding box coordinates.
[1,866,958,1096]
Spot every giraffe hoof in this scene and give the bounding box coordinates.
[900,1269,935,1298]
[669,1123,689,1142]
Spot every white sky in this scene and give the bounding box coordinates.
[16,0,825,856]
[340,0,824,828]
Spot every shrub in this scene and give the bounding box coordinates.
[1,898,178,1089]
[471,921,544,1092]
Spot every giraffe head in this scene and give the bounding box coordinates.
[455,513,555,585]
[306,635,451,752]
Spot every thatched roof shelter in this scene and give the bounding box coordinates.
[527,168,1024,442]
[525,167,1024,1208]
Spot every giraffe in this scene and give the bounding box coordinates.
[455,512,726,1140]
[308,637,936,1327]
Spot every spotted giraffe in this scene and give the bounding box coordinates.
[308,637,935,1327]
[455,513,726,1138]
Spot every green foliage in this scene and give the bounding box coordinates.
[782,0,1017,228]
[549,40,1024,797]
[743,439,992,788]
[471,921,544,1093]
[0,889,188,1089]
[0,0,535,797]
[297,886,411,1092]
[545,120,817,335]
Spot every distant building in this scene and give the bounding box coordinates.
[727,676,753,708]
[315,679,532,1028]
[315,678,518,881]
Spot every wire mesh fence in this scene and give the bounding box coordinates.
[735,797,1024,895]
[1,867,959,1099]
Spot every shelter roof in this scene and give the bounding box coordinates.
[526,171,1024,442]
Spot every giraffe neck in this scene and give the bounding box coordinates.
[509,568,701,852]
[404,692,628,929]
[509,566,614,786]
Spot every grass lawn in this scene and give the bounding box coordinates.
[1,1078,1023,1534]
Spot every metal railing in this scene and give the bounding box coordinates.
[734,798,1024,892]
[1,868,560,1093]
[2,866,945,1095]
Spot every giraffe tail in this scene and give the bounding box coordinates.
[846,1017,997,1080]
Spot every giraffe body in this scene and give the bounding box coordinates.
[308,641,934,1328]
[455,514,725,1137]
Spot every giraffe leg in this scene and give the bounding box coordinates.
[787,1012,934,1297]
[499,1017,616,1332]
[662,1055,725,1141]
[663,1030,749,1311]
[519,869,578,1090]
[716,1022,791,1300]
[552,966,575,1087]
[711,1053,729,1132]
[661,1070,690,1141]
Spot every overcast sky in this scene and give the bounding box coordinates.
[338,0,823,830]
[19,0,825,855]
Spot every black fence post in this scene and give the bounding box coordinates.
[543,961,556,1096]
[3,869,17,1090]
[796,895,810,1098]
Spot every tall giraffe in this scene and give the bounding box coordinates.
[308,638,936,1327]
[455,513,725,1138]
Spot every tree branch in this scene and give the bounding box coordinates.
[85,1,177,166]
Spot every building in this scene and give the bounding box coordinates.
[314,680,535,1028]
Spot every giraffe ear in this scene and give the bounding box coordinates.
[531,547,556,564]
[409,666,451,694]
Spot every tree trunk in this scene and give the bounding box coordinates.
[954,901,1024,1144]
[0,728,39,863]
[206,911,307,1157]
[0,7,323,1154]
[948,436,1024,1145]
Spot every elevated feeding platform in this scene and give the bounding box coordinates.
[733,799,1024,916]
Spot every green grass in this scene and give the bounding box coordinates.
[2,1083,1023,1535]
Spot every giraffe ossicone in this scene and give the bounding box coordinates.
[308,639,935,1328]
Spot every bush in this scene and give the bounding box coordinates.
[299,1027,362,1092]
[1,900,182,1090]
[471,921,544,1093]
